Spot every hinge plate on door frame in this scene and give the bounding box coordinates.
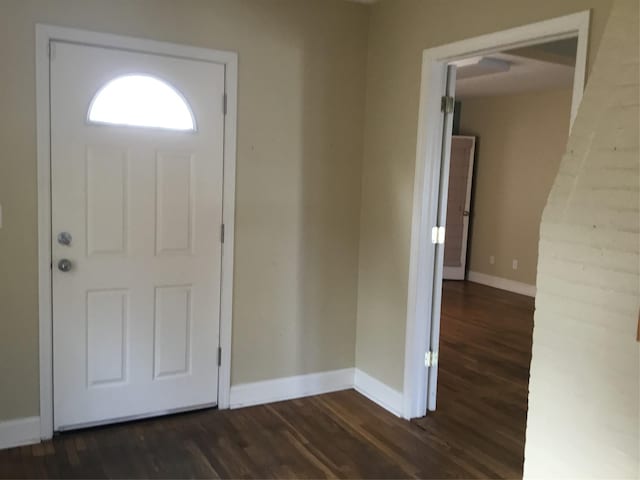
[220,223,225,243]
[425,350,438,367]
[217,347,222,366]
[222,93,227,115]
[441,95,454,113]
[431,226,445,244]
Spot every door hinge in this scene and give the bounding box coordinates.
[441,95,454,113]
[222,93,227,115]
[431,226,445,244]
[217,347,222,366]
[48,42,56,60]
[220,223,225,243]
[425,351,438,368]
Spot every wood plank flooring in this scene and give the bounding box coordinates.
[414,281,534,478]
[0,281,534,479]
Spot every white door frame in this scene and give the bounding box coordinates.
[403,11,590,419]
[35,24,238,439]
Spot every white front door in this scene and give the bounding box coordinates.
[51,41,225,430]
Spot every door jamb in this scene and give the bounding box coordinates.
[35,24,238,439]
[403,11,590,419]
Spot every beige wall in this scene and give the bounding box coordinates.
[525,0,639,476]
[0,0,369,422]
[460,89,573,286]
[355,0,614,391]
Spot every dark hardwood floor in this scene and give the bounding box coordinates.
[413,281,534,478]
[0,281,534,479]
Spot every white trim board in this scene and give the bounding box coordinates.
[35,24,238,439]
[467,271,536,297]
[229,369,355,409]
[229,368,404,419]
[0,369,403,450]
[404,11,590,419]
[354,369,403,417]
[0,417,41,451]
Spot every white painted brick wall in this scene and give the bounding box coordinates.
[524,0,640,477]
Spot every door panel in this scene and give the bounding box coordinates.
[427,65,457,412]
[51,41,225,429]
[86,146,129,255]
[153,285,192,379]
[86,289,128,386]
[155,152,194,255]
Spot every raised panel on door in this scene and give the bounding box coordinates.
[86,289,129,386]
[155,152,194,255]
[86,146,129,256]
[154,285,192,379]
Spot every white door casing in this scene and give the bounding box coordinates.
[443,136,476,280]
[51,41,225,429]
[404,11,589,420]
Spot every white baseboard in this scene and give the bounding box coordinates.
[229,368,355,409]
[0,416,41,450]
[0,372,403,448]
[353,369,403,417]
[467,271,536,297]
[443,265,464,280]
[230,368,406,419]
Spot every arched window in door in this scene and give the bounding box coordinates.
[88,74,196,131]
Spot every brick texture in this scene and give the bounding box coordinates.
[524,0,639,477]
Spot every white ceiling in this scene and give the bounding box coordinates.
[454,51,575,98]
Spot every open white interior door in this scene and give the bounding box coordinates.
[426,64,457,412]
[443,136,476,280]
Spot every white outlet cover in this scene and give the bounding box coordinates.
[489,255,495,265]
[512,259,518,270]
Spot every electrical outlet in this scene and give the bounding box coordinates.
[489,255,495,265]
[512,259,518,270]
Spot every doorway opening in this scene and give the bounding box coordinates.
[412,37,578,475]
[403,11,590,421]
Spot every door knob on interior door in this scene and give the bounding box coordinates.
[57,259,73,272]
